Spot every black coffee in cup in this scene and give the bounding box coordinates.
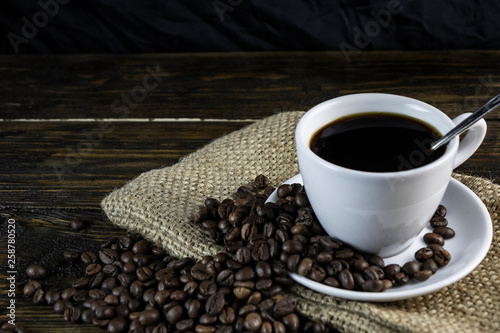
[310,113,446,172]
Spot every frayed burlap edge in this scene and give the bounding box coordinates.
[101,111,499,333]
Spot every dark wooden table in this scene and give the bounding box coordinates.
[0,51,499,332]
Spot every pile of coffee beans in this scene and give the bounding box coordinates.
[197,175,455,292]
[14,174,455,333]
[18,224,336,332]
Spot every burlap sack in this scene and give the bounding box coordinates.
[101,111,499,333]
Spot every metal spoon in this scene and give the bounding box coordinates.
[430,93,500,151]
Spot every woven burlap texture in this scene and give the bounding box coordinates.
[101,111,499,333]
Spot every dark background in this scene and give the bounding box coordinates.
[1,0,500,54]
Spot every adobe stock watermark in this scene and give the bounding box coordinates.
[50,64,166,181]
[213,0,244,22]
[7,0,70,54]
[339,0,410,64]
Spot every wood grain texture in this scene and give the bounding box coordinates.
[0,51,499,120]
[0,51,499,332]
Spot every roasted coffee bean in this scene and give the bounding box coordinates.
[101,277,118,291]
[297,258,313,276]
[366,255,385,268]
[283,313,300,331]
[254,174,270,189]
[139,308,160,326]
[294,192,310,207]
[415,247,434,262]
[430,215,448,228]
[117,273,134,287]
[433,226,455,239]
[44,289,61,305]
[326,260,343,276]
[273,321,287,333]
[137,266,154,281]
[233,286,252,300]
[81,309,94,323]
[101,264,119,277]
[23,280,42,297]
[205,292,225,315]
[335,248,354,260]
[282,239,304,254]
[353,259,370,272]
[99,248,118,264]
[63,251,80,261]
[235,266,255,281]
[237,185,255,199]
[81,251,97,265]
[252,242,270,261]
[26,264,46,279]
[338,269,355,290]
[53,299,71,314]
[319,236,341,251]
[435,204,447,217]
[363,279,384,292]
[381,279,393,291]
[394,272,409,286]
[422,259,439,273]
[255,261,272,279]
[423,233,445,246]
[247,291,262,305]
[383,264,401,278]
[71,219,88,231]
[176,319,195,332]
[33,288,45,305]
[73,289,89,302]
[88,288,105,300]
[216,269,234,287]
[414,270,433,281]
[85,263,102,276]
[402,261,421,277]
[241,222,258,241]
[277,184,293,198]
[234,280,254,290]
[95,305,115,320]
[63,305,81,322]
[71,276,89,289]
[255,279,273,291]
[107,317,127,333]
[104,294,119,306]
[134,253,150,267]
[61,287,78,301]
[88,272,106,289]
[286,254,300,272]
[122,261,137,274]
[323,277,340,288]
[427,243,444,253]
[273,296,295,317]
[433,248,452,267]
[244,312,262,331]
[132,239,151,255]
[165,304,184,324]
[363,266,382,280]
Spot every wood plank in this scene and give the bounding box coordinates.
[0,119,498,211]
[0,51,499,120]
[0,121,252,208]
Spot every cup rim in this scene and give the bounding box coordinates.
[296,93,459,177]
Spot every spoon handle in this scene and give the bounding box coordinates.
[430,93,500,151]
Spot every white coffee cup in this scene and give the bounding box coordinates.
[296,93,486,257]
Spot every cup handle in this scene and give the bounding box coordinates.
[452,113,487,168]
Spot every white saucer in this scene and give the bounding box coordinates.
[267,174,493,302]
